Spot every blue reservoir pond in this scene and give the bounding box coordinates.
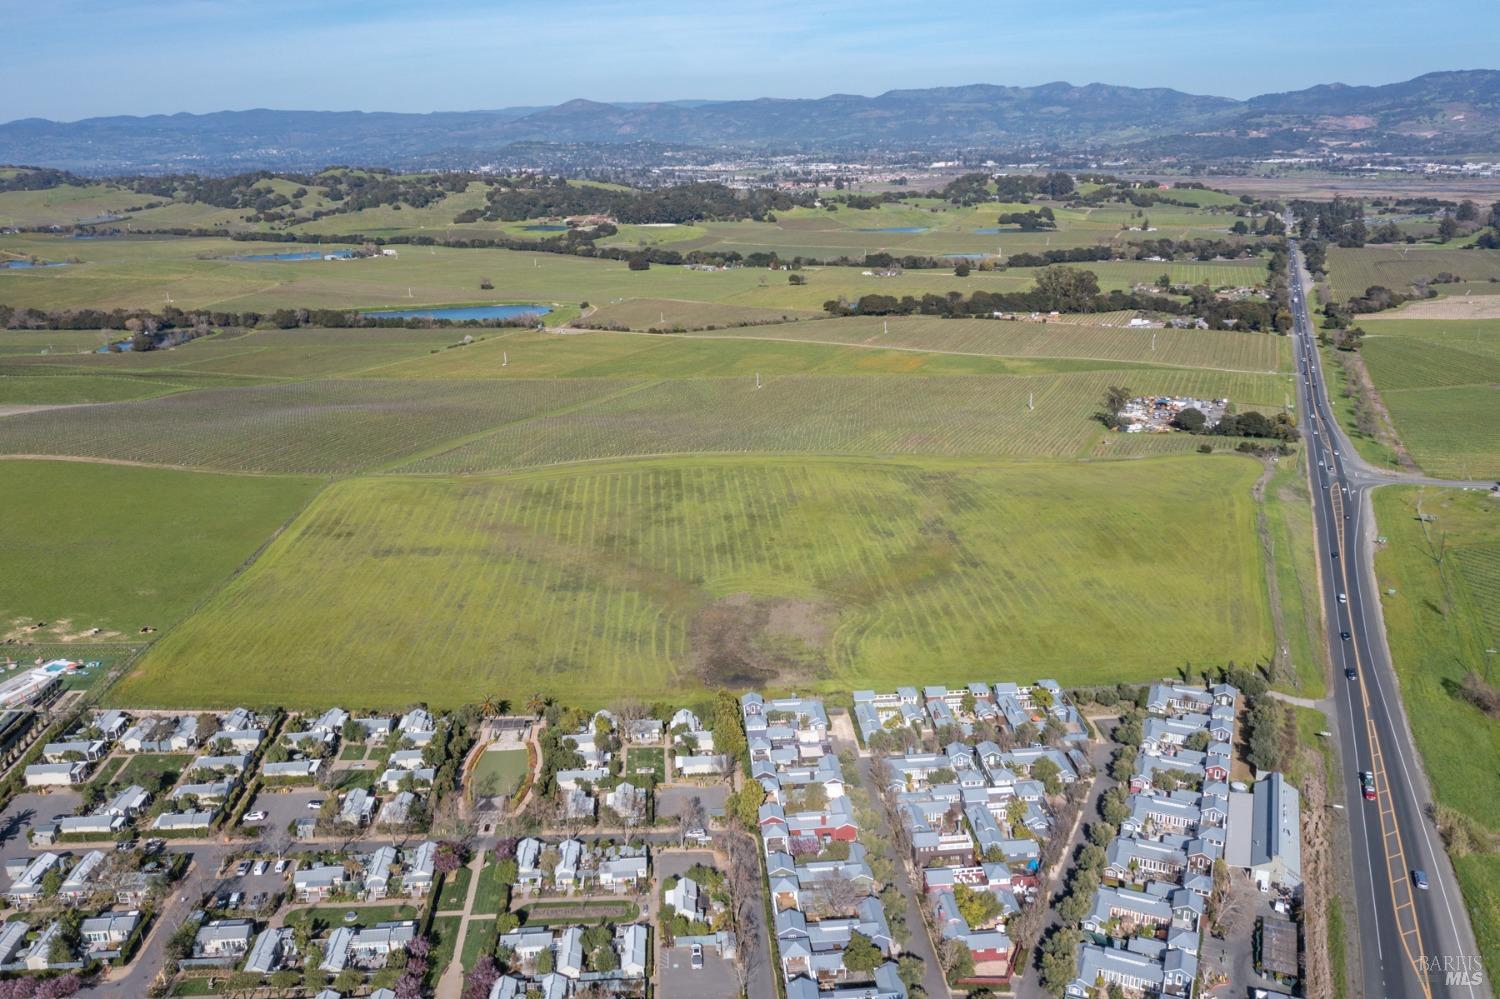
[0,260,68,269]
[360,304,553,321]
[229,249,354,262]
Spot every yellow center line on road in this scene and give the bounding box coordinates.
[1317,398,1432,999]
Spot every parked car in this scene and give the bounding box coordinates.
[243,810,267,823]
[273,858,289,874]
[1361,771,1377,801]
[306,799,325,811]
[252,860,268,877]
[690,943,704,970]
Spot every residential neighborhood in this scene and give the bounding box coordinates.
[0,676,1314,999]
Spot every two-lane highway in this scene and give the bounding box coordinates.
[1287,238,1488,999]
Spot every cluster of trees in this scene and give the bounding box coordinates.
[935,171,1076,206]
[482,179,810,224]
[0,303,545,334]
[824,266,1287,331]
[995,207,1056,230]
[0,166,85,192]
[1126,236,1276,262]
[1293,197,1368,246]
[1323,283,1431,328]
[1172,407,1299,443]
[1244,693,1286,773]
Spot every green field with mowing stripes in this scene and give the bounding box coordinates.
[0,460,318,639]
[1325,245,1500,300]
[1356,319,1500,478]
[109,456,1275,709]
[689,316,1290,373]
[401,369,1287,472]
[0,378,636,472]
[367,329,1032,380]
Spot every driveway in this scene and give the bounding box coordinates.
[1014,729,1115,999]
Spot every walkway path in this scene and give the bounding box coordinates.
[434,851,487,999]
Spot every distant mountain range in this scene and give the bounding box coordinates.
[3,70,1497,174]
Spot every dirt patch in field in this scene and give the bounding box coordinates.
[1365,295,1500,320]
[689,593,835,688]
[4,617,123,643]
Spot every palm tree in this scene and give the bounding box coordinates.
[480,695,497,718]
[526,692,546,717]
[496,698,512,716]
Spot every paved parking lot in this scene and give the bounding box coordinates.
[208,855,293,915]
[660,942,739,999]
[656,784,727,822]
[242,786,325,835]
[656,848,718,882]
[0,789,81,861]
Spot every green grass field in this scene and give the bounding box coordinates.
[576,297,824,331]
[0,378,635,473]
[1354,319,1500,478]
[402,369,1287,472]
[0,461,318,639]
[0,230,1264,316]
[1372,486,1500,969]
[688,316,1290,373]
[109,455,1275,710]
[1325,245,1500,300]
[471,748,529,797]
[366,330,1029,380]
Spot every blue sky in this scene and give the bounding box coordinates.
[3,0,1496,121]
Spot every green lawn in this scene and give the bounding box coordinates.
[471,749,529,798]
[0,461,319,640]
[427,915,463,988]
[1372,485,1500,970]
[515,899,641,926]
[625,747,666,785]
[459,915,498,973]
[112,454,1276,709]
[437,866,473,911]
[471,857,512,916]
[113,753,193,790]
[282,903,419,932]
